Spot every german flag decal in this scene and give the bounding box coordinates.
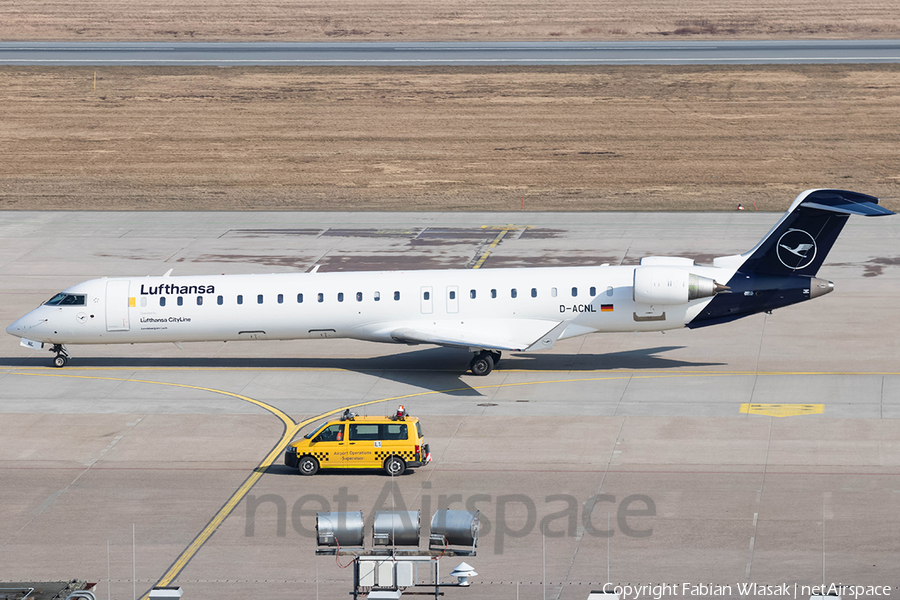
[601,304,614,312]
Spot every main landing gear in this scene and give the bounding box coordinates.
[469,350,501,376]
[50,344,69,368]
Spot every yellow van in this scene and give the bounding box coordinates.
[285,406,430,476]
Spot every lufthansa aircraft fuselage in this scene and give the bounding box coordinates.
[6,189,894,374]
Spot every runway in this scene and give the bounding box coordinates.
[1,210,898,598]
[2,40,900,65]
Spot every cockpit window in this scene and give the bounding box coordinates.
[45,293,86,306]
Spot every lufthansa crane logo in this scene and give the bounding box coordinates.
[776,229,817,270]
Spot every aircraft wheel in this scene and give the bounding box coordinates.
[53,355,67,369]
[470,352,494,376]
[297,455,319,476]
[383,455,406,476]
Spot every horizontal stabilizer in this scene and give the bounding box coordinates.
[801,200,894,217]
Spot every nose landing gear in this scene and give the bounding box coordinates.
[469,350,501,376]
[50,344,69,368]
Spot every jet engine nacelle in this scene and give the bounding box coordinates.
[633,266,726,305]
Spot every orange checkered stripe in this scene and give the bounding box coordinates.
[308,451,329,462]
[374,450,417,461]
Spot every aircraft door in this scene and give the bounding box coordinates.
[105,280,131,332]
[420,286,433,314]
[446,285,459,314]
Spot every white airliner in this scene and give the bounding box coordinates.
[6,189,893,375]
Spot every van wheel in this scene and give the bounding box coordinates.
[298,456,319,476]
[383,455,406,476]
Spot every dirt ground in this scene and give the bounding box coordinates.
[2,64,899,212]
[5,0,899,41]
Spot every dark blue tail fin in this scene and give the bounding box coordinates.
[688,189,893,329]
[738,189,893,277]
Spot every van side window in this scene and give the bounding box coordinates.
[383,423,408,440]
[160,297,166,307]
[277,294,284,304]
[394,291,400,301]
[349,424,380,441]
[314,424,344,442]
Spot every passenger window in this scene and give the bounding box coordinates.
[318,293,324,303]
[491,289,497,299]
[338,292,344,302]
[217,295,223,305]
[374,291,381,301]
[531,288,537,298]
[607,286,614,297]
[394,291,400,301]
[196,296,203,306]
[511,288,517,298]
[277,294,284,304]
[357,292,363,302]
[237,295,243,305]
[415,421,423,438]
[297,293,304,303]
[382,423,408,440]
[314,424,344,443]
[349,424,380,441]
[423,291,430,300]
[551,287,557,298]
[177,296,183,306]
[160,297,166,307]
[571,287,578,297]
[470,289,476,299]
[590,286,596,296]
[449,291,456,300]
[257,294,264,304]
[140,297,147,307]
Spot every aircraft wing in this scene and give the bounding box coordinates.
[389,319,566,352]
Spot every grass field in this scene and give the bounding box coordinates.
[1,65,899,212]
[5,0,898,41]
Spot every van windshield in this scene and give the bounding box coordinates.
[304,424,327,439]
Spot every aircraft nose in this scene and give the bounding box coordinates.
[6,317,24,337]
